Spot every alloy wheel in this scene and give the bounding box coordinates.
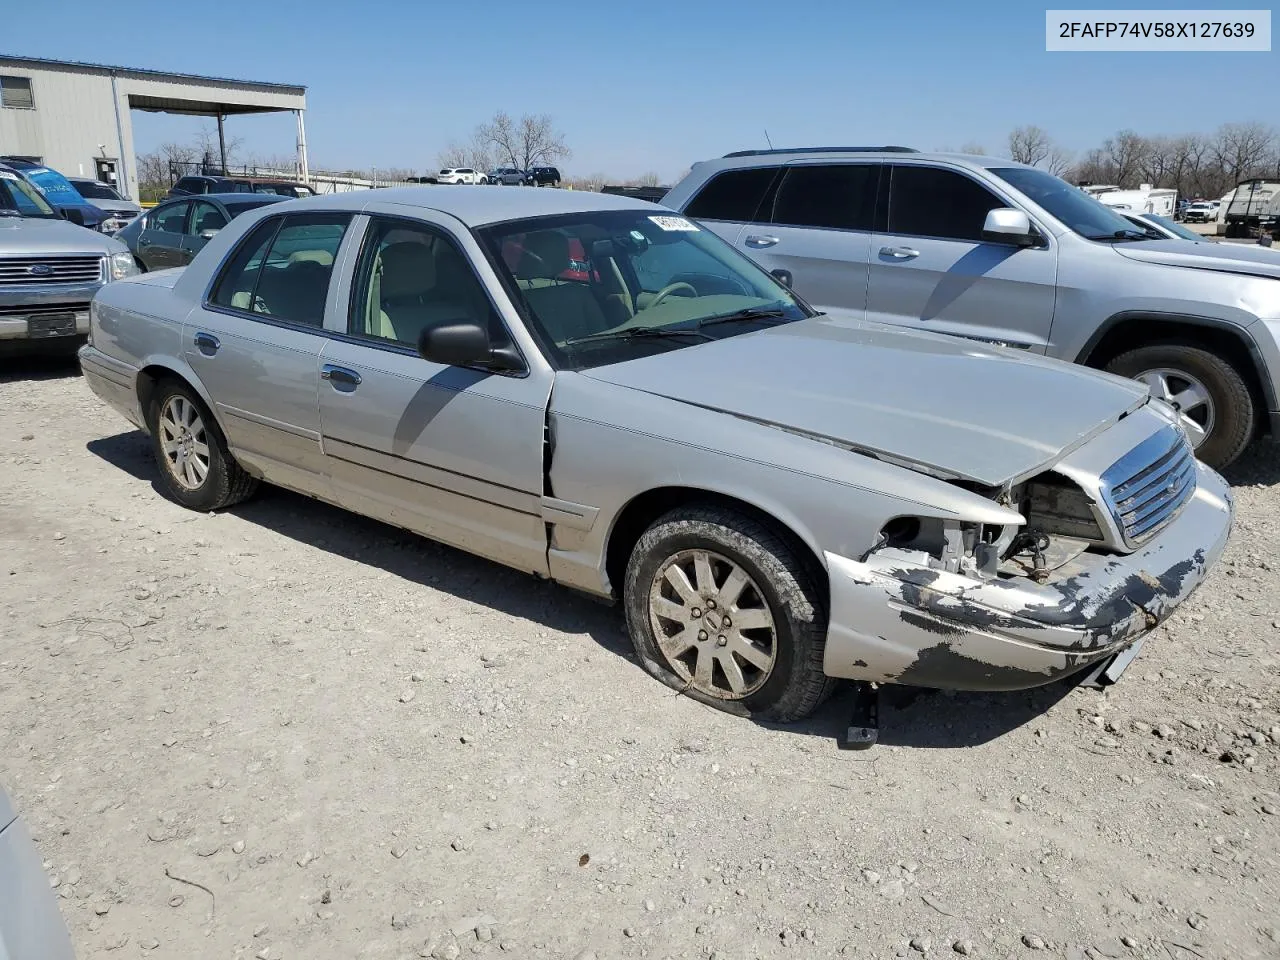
[158,395,211,490]
[648,549,777,699]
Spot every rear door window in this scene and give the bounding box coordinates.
[888,165,1005,242]
[210,214,351,326]
[152,201,191,234]
[683,167,779,223]
[770,164,879,231]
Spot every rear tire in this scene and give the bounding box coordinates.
[1105,343,1254,469]
[147,378,258,511]
[623,505,834,722]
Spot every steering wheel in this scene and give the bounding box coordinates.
[649,281,697,307]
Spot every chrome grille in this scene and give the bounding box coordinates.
[0,302,91,317]
[1100,425,1197,547]
[0,257,104,285]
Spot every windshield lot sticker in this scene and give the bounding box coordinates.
[649,215,699,232]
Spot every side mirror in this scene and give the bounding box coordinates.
[982,208,1037,247]
[417,321,523,372]
[63,207,85,226]
[770,268,794,288]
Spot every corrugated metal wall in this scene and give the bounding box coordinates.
[0,60,305,202]
[0,65,129,193]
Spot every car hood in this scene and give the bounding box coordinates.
[580,317,1149,486]
[1113,238,1280,278]
[0,215,126,254]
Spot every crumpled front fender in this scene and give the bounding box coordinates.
[822,463,1233,690]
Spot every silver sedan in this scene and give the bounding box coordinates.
[78,188,1232,721]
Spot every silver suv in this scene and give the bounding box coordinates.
[0,163,137,349]
[663,148,1280,468]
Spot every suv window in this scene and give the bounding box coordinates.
[684,167,778,223]
[772,164,878,231]
[888,165,1005,242]
[349,217,508,351]
[153,201,191,234]
[173,177,205,194]
[210,213,351,326]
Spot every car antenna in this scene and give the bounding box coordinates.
[763,128,774,149]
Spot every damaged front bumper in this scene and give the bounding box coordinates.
[823,463,1233,690]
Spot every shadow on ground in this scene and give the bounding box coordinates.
[1222,437,1280,487]
[0,351,82,384]
[88,429,1086,750]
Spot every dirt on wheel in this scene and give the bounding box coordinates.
[2,358,1279,960]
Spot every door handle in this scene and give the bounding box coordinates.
[321,364,362,388]
[879,246,920,260]
[193,331,220,356]
[744,235,779,249]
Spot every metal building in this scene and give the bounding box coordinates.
[0,55,307,202]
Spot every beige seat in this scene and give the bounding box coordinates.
[373,241,474,346]
[515,231,611,343]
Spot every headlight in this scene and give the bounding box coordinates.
[108,251,139,281]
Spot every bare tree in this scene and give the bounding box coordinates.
[958,141,987,156]
[1044,145,1074,177]
[1212,121,1276,185]
[635,171,661,187]
[1007,126,1052,166]
[437,130,493,173]
[479,110,570,171]
[1102,130,1151,187]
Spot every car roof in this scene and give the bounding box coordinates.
[263,185,659,226]
[690,148,1037,174]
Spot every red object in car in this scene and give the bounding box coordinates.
[501,234,592,282]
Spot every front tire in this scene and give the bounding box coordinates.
[1105,343,1255,469]
[148,379,258,511]
[623,505,834,722]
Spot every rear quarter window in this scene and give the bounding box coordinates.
[683,167,779,223]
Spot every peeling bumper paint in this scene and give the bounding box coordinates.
[823,463,1233,691]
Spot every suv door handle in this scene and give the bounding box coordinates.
[193,331,220,355]
[879,246,920,260]
[321,364,362,388]
[744,235,779,249]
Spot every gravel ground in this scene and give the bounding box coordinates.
[2,357,1278,960]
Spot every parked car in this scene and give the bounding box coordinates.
[168,175,253,198]
[67,177,142,231]
[80,188,1231,721]
[528,166,562,187]
[0,162,137,351]
[0,157,113,232]
[488,168,528,186]
[115,193,287,271]
[1119,212,1218,243]
[167,175,315,199]
[0,784,76,960]
[663,147,1280,468]
[436,168,484,185]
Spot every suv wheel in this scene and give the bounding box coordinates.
[1105,343,1254,469]
[623,505,834,722]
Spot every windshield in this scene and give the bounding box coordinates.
[991,166,1144,241]
[20,166,86,206]
[73,180,124,201]
[0,169,58,218]
[478,210,811,370]
[1144,214,1204,242]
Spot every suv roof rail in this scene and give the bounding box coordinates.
[721,146,919,158]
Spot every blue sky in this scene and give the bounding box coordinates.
[6,0,1275,180]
